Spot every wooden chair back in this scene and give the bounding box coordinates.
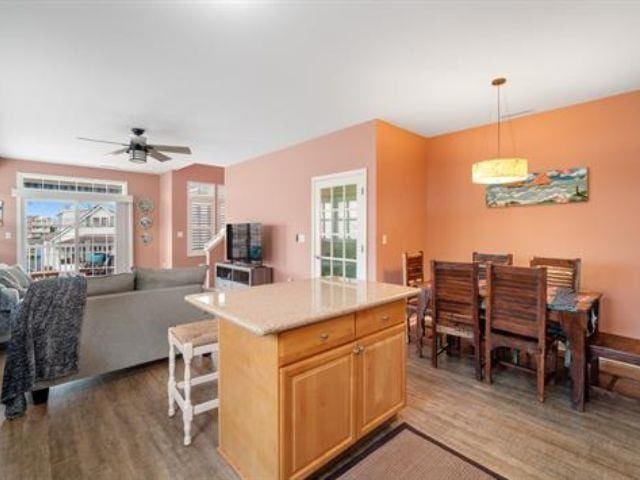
[486,264,547,341]
[402,251,424,287]
[431,261,479,328]
[472,252,513,280]
[530,257,581,291]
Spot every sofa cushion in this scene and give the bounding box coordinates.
[134,266,207,291]
[10,265,32,290]
[86,273,135,297]
[0,267,26,298]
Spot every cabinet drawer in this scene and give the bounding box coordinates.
[278,314,355,366]
[355,301,404,338]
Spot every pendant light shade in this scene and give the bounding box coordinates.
[472,78,529,185]
[472,158,528,185]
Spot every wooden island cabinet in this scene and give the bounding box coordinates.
[186,279,417,480]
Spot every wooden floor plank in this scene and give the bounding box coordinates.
[1,348,640,479]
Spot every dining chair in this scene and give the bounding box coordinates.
[430,261,482,380]
[484,264,558,402]
[472,252,513,280]
[402,251,425,343]
[530,257,581,291]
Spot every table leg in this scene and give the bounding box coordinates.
[416,289,429,358]
[561,311,588,411]
[417,308,425,358]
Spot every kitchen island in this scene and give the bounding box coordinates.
[185,278,419,480]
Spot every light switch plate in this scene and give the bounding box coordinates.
[296,233,306,243]
[177,231,184,238]
[382,234,388,245]
[4,232,12,240]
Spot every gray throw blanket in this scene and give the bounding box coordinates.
[1,276,87,419]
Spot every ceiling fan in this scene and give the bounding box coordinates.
[78,127,192,163]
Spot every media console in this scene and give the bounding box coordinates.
[214,262,273,289]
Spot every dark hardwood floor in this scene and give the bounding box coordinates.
[1,347,640,479]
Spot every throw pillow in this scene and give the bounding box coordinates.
[7,265,32,290]
[0,268,25,297]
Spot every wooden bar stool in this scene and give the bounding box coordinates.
[168,319,220,445]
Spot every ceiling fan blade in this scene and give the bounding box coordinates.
[108,147,129,155]
[148,145,192,154]
[148,149,172,162]
[78,137,129,146]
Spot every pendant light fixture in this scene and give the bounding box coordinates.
[472,78,528,184]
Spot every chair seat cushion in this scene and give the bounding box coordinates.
[170,319,218,347]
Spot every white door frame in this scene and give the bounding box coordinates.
[310,168,367,280]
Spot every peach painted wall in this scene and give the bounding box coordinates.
[376,121,430,284]
[158,163,225,268]
[225,121,378,282]
[0,157,160,267]
[158,170,173,268]
[425,90,640,338]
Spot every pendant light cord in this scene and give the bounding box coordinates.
[497,84,501,157]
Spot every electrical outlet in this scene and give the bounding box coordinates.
[4,232,12,240]
[177,231,184,238]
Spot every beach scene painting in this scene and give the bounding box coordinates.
[486,167,588,208]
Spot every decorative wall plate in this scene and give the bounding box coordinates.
[141,232,153,246]
[139,216,153,230]
[137,197,155,214]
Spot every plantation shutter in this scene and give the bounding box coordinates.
[216,186,226,232]
[189,200,213,253]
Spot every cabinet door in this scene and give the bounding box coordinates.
[356,324,406,436]
[280,343,357,480]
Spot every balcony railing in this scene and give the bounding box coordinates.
[26,243,116,277]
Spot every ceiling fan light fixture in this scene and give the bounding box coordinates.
[129,149,147,164]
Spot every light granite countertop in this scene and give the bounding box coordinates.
[185,278,420,336]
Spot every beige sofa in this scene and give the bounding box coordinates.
[33,267,210,402]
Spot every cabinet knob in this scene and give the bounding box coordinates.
[353,345,364,355]
[381,315,390,321]
[319,333,330,341]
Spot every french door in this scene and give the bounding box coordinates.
[311,169,366,280]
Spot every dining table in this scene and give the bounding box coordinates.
[414,280,602,411]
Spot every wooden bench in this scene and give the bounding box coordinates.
[588,332,640,392]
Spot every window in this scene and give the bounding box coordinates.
[187,182,226,256]
[21,175,124,194]
[17,173,132,276]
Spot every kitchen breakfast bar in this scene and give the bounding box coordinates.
[186,278,419,480]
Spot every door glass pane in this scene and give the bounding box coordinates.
[333,239,344,258]
[345,261,357,279]
[321,238,331,257]
[332,186,344,209]
[321,259,331,277]
[332,211,344,236]
[332,260,344,277]
[78,201,116,276]
[345,239,357,260]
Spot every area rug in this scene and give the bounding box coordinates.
[325,423,506,480]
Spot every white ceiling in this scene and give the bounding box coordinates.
[1,1,639,174]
